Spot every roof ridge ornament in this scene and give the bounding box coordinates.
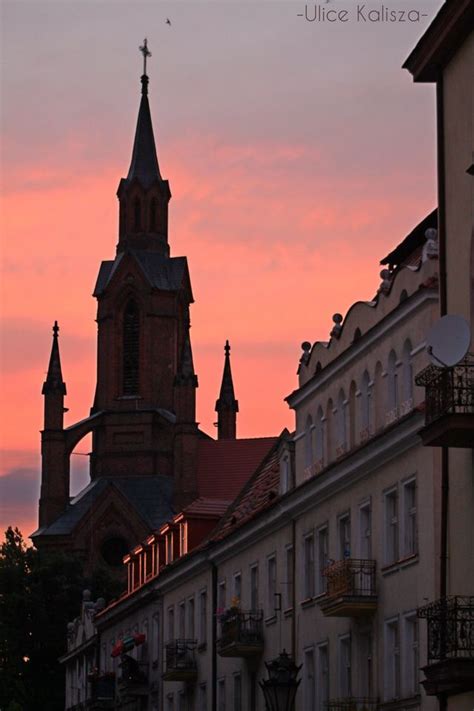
[139,38,151,95]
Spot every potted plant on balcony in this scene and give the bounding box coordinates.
[218,596,241,642]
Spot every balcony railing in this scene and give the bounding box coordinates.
[162,639,197,682]
[89,673,115,707]
[217,610,264,657]
[415,355,474,447]
[318,559,377,617]
[417,596,474,696]
[326,698,379,711]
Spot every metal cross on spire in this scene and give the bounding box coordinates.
[139,38,152,76]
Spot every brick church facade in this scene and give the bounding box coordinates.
[31,63,276,573]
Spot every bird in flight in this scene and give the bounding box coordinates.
[166,18,171,26]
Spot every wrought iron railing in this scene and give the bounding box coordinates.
[415,355,474,424]
[323,559,376,598]
[326,698,379,711]
[418,596,474,663]
[218,610,263,649]
[164,639,197,674]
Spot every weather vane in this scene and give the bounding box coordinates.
[139,38,151,76]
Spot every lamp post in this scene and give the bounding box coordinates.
[259,649,302,711]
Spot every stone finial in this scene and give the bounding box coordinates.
[379,269,391,295]
[330,313,343,339]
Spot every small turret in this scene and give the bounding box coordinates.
[42,321,67,430]
[215,341,239,440]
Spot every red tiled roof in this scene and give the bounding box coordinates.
[196,437,277,500]
[211,441,281,542]
[181,497,231,518]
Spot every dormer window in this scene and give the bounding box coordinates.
[123,299,140,395]
[179,522,188,556]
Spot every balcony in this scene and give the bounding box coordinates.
[326,698,379,711]
[415,356,474,447]
[117,654,148,698]
[217,610,264,657]
[418,596,474,696]
[318,559,377,617]
[162,639,197,682]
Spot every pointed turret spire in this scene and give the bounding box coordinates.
[116,39,171,255]
[215,340,239,440]
[42,321,66,395]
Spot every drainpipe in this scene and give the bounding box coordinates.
[211,562,217,711]
[436,69,448,711]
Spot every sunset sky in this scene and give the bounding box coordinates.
[0,0,441,537]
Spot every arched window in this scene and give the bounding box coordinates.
[387,350,398,412]
[402,339,413,407]
[360,370,371,438]
[326,399,334,462]
[315,406,325,467]
[349,381,357,448]
[337,389,347,454]
[133,198,141,231]
[374,361,384,431]
[149,197,157,232]
[123,299,139,395]
[304,415,313,468]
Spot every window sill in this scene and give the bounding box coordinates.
[283,607,294,618]
[300,597,315,609]
[381,554,418,576]
[265,614,277,627]
[197,643,207,654]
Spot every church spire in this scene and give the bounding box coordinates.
[42,321,66,396]
[117,39,171,255]
[215,340,239,440]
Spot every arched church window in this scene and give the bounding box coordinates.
[150,197,158,231]
[133,198,141,231]
[123,299,140,395]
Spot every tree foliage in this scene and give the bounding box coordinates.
[0,527,122,711]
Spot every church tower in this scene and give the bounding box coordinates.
[215,341,239,439]
[33,41,200,566]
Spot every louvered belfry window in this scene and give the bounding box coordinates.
[123,299,139,395]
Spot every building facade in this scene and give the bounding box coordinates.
[62,3,474,710]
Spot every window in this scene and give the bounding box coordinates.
[250,565,259,610]
[384,489,399,564]
[151,613,159,664]
[199,590,207,645]
[338,635,352,697]
[316,526,328,594]
[337,389,347,453]
[285,545,294,609]
[187,597,195,639]
[403,479,417,557]
[178,690,186,711]
[385,618,400,700]
[149,197,157,231]
[402,339,413,407]
[233,673,242,711]
[305,415,314,468]
[166,694,174,711]
[338,513,351,559]
[123,299,139,395]
[359,502,372,559]
[316,643,329,711]
[167,607,174,641]
[304,648,316,711]
[359,632,373,697]
[233,572,241,603]
[315,407,325,466]
[166,533,173,564]
[387,350,399,413]
[133,197,141,231]
[303,534,315,599]
[280,454,291,494]
[404,614,419,696]
[218,580,226,610]
[218,678,226,711]
[179,522,188,556]
[360,370,371,438]
[199,684,207,711]
[178,601,185,638]
[267,555,277,614]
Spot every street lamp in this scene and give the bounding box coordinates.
[259,649,302,711]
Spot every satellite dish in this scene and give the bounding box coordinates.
[426,315,471,367]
